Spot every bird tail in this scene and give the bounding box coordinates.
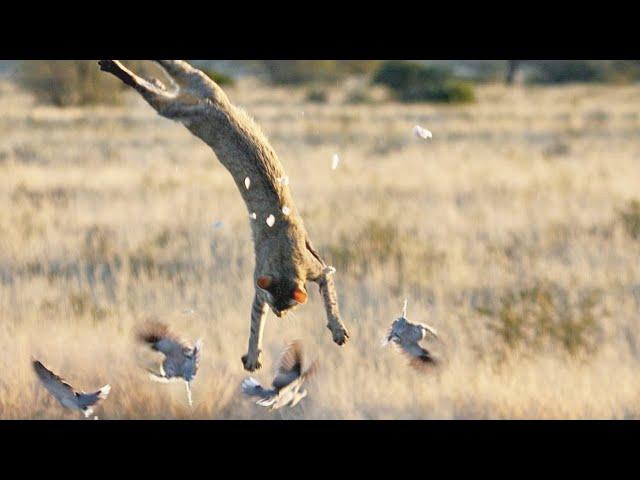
[78,384,111,409]
[401,298,408,319]
[241,377,277,407]
[408,352,440,372]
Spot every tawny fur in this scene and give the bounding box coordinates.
[98,60,349,371]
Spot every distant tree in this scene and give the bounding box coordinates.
[372,60,475,104]
[506,60,521,85]
[260,60,381,85]
[528,60,640,84]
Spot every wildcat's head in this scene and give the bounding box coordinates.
[256,274,307,317]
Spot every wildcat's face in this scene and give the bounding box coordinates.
[256,274,307,317]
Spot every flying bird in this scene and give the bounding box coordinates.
[383,298,440,370]
[241,340,318,410]
[137,319,202,407]
[32,359,110,419]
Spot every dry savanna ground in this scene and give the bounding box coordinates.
[1,74,640,419]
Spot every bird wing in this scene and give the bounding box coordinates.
[137,319,189,357]
[418,323,438,339]
[301,359,319,382]
[272,341,303,390]
[381,325,394,346]
[32,360,78,402]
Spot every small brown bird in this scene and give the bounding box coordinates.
[32,359,110,419]
[136,319,202,407]
[383,299,441,370]
[242,340,318,410]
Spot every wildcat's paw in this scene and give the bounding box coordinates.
[241,351,263,372]
[98,60,117,72]
[329,324,350,346]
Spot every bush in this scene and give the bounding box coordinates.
[19,60,129,107]
[618,200,640,240]
[475,281,604,358]
[261,60,382,85]
[199,67,235,87]
[399,80,475,103]
[528,61,605,84]
[344,86,375,104]
[372,61,475,103]
[325,218,446,294]
[19,61,237,107]
[305,87,329,103]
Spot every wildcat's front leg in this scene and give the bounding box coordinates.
[241,293,269,371]
[316,271,350,345]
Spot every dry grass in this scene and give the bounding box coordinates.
[1,75,640,419]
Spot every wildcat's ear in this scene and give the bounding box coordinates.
[257,275,273,290]
[292,287,308,304]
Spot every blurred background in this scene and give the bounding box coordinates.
[1,60,639,419]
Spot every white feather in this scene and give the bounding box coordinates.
[413,125,432,140]
[241,377,260,391]
[99,384,111,398]
[244,177,251,189]
[257,397,276,407]
[331,153,340,170]
[266,214,276,227]
[323,266,336,275]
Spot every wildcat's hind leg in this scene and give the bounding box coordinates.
[99,60,205,121]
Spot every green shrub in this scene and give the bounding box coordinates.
[344,86,375,104]
[528,61,605,84]
[262,61,339,85]
[305,87,329,103]
[325,218,446,294]
[528,60,640,84]
[19,60,129,107]
[261,60,382,85]
[339,60,382,75]
[398,80,475,103]
[372,61,475,103]
[619,200,640,240]
[475,281,603,357]
[605,60,640,83]
[199,67,235,87]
